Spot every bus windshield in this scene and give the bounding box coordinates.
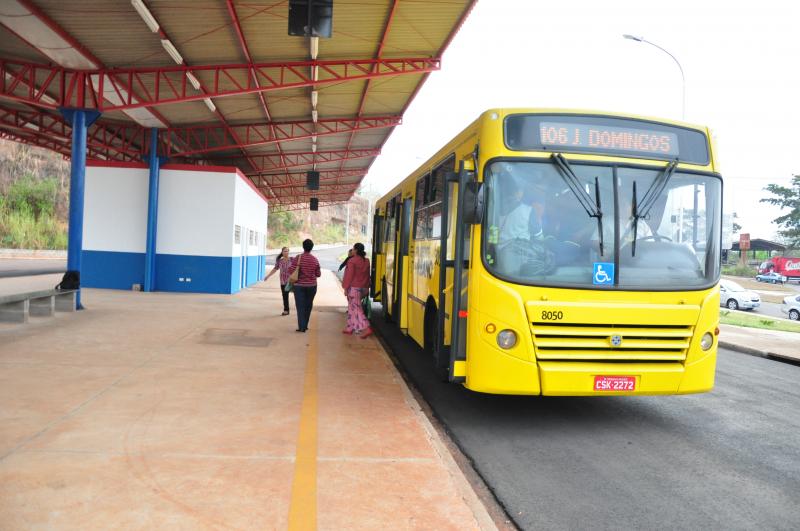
[483,160,721,290]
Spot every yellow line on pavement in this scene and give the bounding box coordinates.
[288,325,318,530]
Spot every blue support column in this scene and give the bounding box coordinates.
[144,128,165,292]
[60,108,101,310]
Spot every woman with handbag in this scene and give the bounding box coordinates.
[341,242,372,338]
[287,239,321,332]
[264,246,292,315]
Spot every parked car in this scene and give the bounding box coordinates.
[781,295,800,321]
[755,271,787,284]
[719,279,760,311]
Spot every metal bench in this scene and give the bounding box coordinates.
[0,289,77,323]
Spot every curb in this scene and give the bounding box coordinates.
[719,340,798,364]
[0,249,66,259]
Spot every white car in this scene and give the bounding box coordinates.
[719,279,760,311]
[781,295,800,321]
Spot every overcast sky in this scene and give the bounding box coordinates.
[362,0,799,240]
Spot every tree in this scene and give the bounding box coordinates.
[267,210,303,248]
[732,212,742,234]
[760,174,800,248]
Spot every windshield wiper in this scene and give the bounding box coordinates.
[551,153,604,256]
[630,160,678,256]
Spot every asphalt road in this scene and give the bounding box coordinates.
[372,310,800,530]
[750,300,787,320]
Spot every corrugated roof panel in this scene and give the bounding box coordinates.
[384,1,469,56]
[319,0,390,60]
[236,5,315,62]
[31,0,166,68]
[0,24,50,63]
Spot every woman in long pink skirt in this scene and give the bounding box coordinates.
[341,242,372,338]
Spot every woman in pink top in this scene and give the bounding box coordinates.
[341,242,372,338]
[264,246,291,315]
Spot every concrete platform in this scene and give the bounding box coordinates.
[0,272,496,529]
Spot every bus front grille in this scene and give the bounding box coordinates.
[530,323,692,362]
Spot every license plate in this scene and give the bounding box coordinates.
[593,375,636,391]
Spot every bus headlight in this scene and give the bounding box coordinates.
[497,329,517,349]
[700,332,714,351]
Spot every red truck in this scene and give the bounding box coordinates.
[759,256,800,281]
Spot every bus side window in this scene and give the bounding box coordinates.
[414,208,427,240]
[414,177,426,239]
[430,203,442,239]
[385,199,397,243]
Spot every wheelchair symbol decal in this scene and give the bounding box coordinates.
[593,262,614,285]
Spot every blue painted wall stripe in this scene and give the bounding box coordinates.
[82,250,144,290]
[82,250,257,294]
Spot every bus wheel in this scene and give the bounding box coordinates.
[424,305,434,355]
[382,279,392,323]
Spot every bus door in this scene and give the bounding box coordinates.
[437,160,475,382]
[393,197,413,329]
[370,209,383,301]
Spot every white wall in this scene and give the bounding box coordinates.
[232,173,269,256]
[157,169,236,257]
[83,165,265,259]
[83,165,148,252]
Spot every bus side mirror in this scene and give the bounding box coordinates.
[463,180,484,225]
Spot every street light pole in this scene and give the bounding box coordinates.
[623,34,685,120]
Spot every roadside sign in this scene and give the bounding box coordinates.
[739,233,750,250]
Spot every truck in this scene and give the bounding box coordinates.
[758,256,800,281]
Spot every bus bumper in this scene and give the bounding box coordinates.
[464,349,716,396]
[538,349,716,396]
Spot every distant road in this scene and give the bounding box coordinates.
[751,300,788,320]
[0,258,65,278]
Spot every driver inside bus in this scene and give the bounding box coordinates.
[496,166,550,276]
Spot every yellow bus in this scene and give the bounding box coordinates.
[371,109,722,396]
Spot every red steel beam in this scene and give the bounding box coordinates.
[268,190,355,204]
[0,58,441,112]
[249,169,367,188]
[164,115,400,157]
[269,200,348,213]
[0,105,144,161]
[220,148,380,173]
[0,126,121,161]
[0,104,144,160]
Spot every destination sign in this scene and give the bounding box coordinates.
[539,121,679,157]
[504,114,710,164]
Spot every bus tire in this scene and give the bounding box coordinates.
[424,301,450,382]
[424,301,441,361]
[382,279,392,323]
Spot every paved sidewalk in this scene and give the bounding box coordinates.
[719,324,799,363]
[0,271,496,530]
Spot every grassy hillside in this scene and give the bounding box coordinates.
[0,139,70,249]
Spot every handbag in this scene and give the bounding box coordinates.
[285,256,301,291]
[361,292,372,319]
